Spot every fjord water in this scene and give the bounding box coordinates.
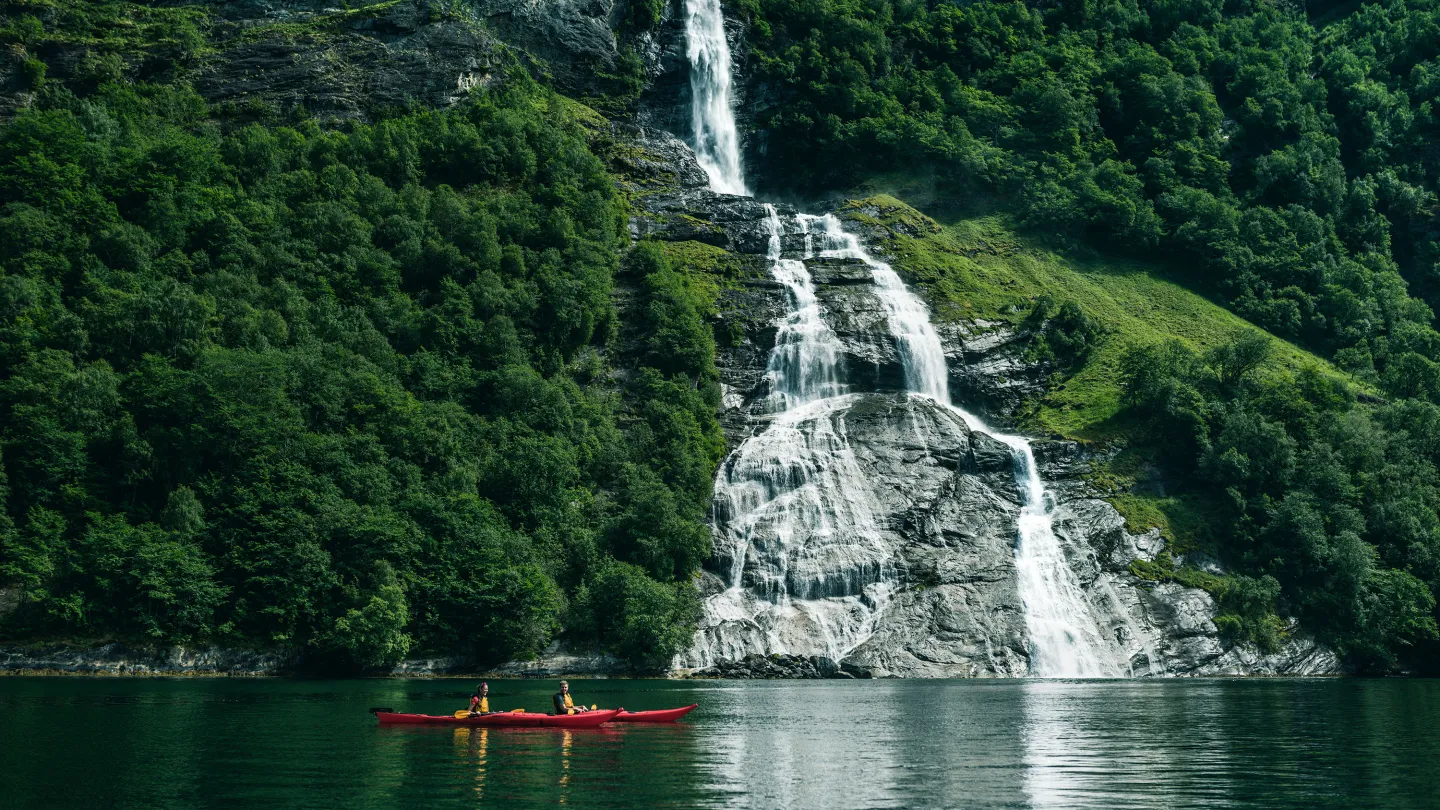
[2,677,1438,809]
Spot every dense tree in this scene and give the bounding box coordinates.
[0,72,721,671]
[1123,334,1440,671]
[739,0,1440,386]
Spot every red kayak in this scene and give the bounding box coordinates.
[613,704,698,723]
[375,709,620,728]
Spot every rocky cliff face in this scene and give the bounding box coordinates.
[624,130,1338,677]
[195,1,505,120]
[0,1,512,124]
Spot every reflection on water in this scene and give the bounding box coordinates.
[0,678,1437,809]
[452,727,488,802]
[1017,679,1440,810]
[560,729,572,804]
[1021,681,1238,809]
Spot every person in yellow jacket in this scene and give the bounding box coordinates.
[551,680,589,715]
[467,682,490,715]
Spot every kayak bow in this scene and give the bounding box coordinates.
[613,704,698,723]
[376,709,620,728]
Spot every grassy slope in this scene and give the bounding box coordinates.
[851,194,1362,554]
[853,195,1355,440]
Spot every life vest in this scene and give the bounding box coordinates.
[554,692,576,715]
[470,695,488,713]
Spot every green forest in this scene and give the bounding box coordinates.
[0,3,724,671]
[4,0,1440,673]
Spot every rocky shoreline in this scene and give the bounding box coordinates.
[1,643,1341,679]
[0,643,292,677]
[0,641,632,679]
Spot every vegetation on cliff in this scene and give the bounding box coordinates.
[741,0,1440,379]
[0,0,725,669]
[6,0,1440,674]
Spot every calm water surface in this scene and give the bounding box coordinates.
[1,677,1436,809]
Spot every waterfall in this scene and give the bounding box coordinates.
[808,215,1116,678]
[762,208,845,410]
[682,0,890,667]
[684,0,749,196]
[679,2,1114,676]
[694,209,892,666]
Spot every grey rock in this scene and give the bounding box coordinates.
[1050,499,1338,677]
[0,43,34,121]
[688,393,1035,675]
[0,643,291,676]
[195,1,503,122]
[486,642,631,678]
[675,192,1339,678]
[389,656,481,676]
[937,319,1052,426]
[6,1,510,125]
[688,653,849,679]
[470,0,624,95]
[612,124,713,195]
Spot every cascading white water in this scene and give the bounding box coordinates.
[807,215,1117,678]
[681,2,1114,676]
[684,0,749,196]
[682,0,893,668]
[700,392,895,666]
[762,208,844,410]
[693,206,892,667]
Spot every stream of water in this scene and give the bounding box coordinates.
[806,215,1118,677]
[680,0,1111,676]
[684,0,748,196]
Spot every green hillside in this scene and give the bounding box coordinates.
[5,0,1440,675]
[852,195,1358,439]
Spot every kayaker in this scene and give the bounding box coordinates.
[468,682,489,715]
[552,680,589,715]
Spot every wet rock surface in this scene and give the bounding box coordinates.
[688,653,856,679]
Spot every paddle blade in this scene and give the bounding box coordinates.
[453,710,471,719]
[511,709,524,714]
[591,704,597,710]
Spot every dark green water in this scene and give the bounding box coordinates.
[1,678,1437,809]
